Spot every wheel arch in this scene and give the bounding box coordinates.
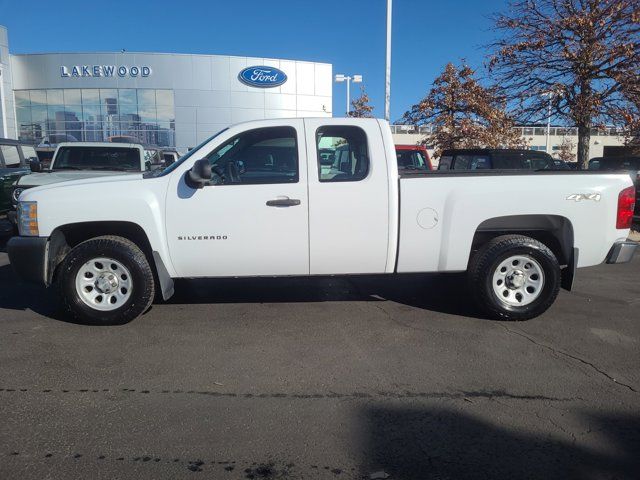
[468,214,576,290]
[47,221,174,299]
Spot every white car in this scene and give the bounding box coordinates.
[7,118,638,324]
[11,142,149,205]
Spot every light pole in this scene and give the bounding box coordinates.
[385,0,392,122]
[334,74,362,116]
[0,64,8,138]
[542,90,562,154]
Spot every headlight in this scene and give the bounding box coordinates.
[12,187,24,204]
[17,201,38,236]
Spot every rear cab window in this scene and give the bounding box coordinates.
[316,126,369,182]
[452,154,491,170]
[397,150,429,171]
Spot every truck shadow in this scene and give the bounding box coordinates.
[0,251,482,322]
[360,404,640,479]
[169,272,482,317]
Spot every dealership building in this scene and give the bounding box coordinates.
[0,25,332,153]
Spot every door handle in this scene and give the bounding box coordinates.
[266,198,301,207]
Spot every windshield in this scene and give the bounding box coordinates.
[596,158,640,171]
[53,146,142,172]
[147,129,228,178]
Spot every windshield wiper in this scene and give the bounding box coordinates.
[90,166,138,172]
[52,166,83,170]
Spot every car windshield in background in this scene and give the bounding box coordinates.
[53,147,141,172]
[397,150,429,170]
[596,158,640,171]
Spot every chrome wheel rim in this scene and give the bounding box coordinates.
[492,255,544,307]
[75,257,132,311]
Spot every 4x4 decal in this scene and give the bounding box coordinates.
[566,193,601,202]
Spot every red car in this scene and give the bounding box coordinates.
[395,144,433,172]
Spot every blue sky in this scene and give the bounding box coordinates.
[1,0,508,121]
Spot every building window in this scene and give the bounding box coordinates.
[14,89,176,148]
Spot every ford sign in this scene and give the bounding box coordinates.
[238,66,287,88]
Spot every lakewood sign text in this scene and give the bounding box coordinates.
[60,65,152,78]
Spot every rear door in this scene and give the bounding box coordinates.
[304,119,390,274]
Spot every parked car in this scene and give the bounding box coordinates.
[0,138,36,217]
[11,142,150,210]
[396,145,433,172]
[589,156,640,220]
[552,159,573,170]
[438,149,555,170]
[7,118,637,324]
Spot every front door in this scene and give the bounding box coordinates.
[165,120,309,277]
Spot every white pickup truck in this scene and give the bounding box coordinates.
[7,118,637,324]
[10,142,153,205]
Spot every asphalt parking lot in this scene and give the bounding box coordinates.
[0,242,639,480]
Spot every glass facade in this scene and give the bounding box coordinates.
[14,89,175,147]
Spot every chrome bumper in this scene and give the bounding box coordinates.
[606,241,638,264]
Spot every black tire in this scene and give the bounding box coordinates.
[468,234,561,321]
[56,235,155,325]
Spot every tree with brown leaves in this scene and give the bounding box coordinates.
[557,136,577,162]
[347,86,375,118]
[489,0,640,169]
[402,62,524,157]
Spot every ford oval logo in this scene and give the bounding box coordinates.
[238,66,287,88]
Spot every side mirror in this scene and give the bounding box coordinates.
[29,158,42,173]
[185,158,212,189]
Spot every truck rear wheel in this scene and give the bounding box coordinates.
[468,235,560,321]
[57,235,155,324]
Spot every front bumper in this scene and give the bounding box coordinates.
[7,236,49,285]
[606,241,638,264]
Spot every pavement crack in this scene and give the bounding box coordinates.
[372,304,426,331]
[0,386,574,402]
[498,324,638,394]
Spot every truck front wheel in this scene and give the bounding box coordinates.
[57,236,155,324]
[468,235,561,321]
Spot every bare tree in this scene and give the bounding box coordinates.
[402,62,524,157]
[489,0,640,169]
[347,86,375,118]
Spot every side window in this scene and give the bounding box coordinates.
[1,146,21,167]
[453,155,472,170]
[437,155,452,170]
[205,127,298,185]
[530,156,553,170]
[470,155,490,169]
[21,146,38,161]
[316,126,369,182]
